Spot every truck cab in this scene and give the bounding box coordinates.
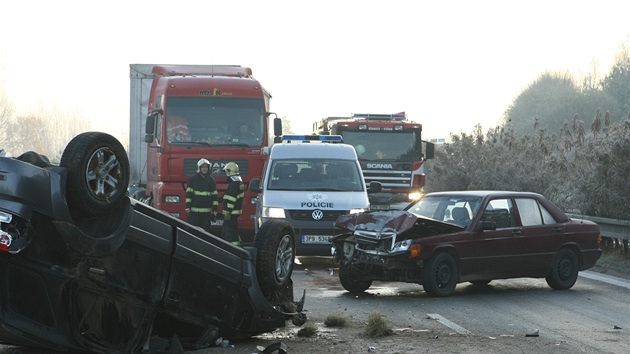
[250,135,381,256]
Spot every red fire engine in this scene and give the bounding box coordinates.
[313,113,434,210]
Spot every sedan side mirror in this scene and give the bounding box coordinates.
[475,220,497,231]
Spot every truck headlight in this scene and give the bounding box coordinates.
[163,195,181,203]
[263,207,286,218]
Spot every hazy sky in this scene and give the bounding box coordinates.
[1,0,628,142]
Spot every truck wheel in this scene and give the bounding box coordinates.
[545,248,578,290]
[339,262,372,293]
[422,252,458,297]
[60,132,130,217]
[254,220,295,295]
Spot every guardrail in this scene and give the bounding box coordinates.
[567,214,630,241]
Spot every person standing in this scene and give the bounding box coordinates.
[221,162,244,245]
[185,158,218,231]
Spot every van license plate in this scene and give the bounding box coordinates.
[302,235,332,244]
[211,220,224,226]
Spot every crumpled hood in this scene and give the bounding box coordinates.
[335,211,417,235]
[335,210,463,237]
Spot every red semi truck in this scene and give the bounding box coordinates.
[313,113,434,210]
[129,64,280,243]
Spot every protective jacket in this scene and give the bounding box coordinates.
[186,173,218,214]
[223,175,244,217]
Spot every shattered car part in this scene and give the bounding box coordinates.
[0,132,305,353]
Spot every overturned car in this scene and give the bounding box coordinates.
[332,191,602,297]
[0,132,304,353]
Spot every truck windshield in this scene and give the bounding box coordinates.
[164,97,265,147]
[340,131,420,161]
[267,159,363,191]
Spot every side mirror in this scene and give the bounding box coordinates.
[144,113,156,143]
[424,142,435,160]
[368,181,382,193]
[273,116,282,137]
[250,178,262,193]
[474,220,497,231]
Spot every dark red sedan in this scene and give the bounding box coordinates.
[331,191,602,297]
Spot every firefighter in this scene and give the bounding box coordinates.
[221,162,243,245]
[185,158,218,231]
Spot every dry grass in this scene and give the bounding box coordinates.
[296,325,318,337]
[324,312,349,328]
[363,311,393,337]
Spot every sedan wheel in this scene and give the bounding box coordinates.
[422,252,459,297]
[339,262,372,293]
[545,248,579,290]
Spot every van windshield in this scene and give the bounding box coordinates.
[267,159,363,191]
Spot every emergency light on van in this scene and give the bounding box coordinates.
[281,135,343,143]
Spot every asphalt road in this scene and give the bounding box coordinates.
[292,256,630,353]
[1,256,628,354]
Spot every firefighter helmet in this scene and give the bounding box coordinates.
[197,158,210,172]
[223,162,239,176]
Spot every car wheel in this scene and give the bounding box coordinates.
[422,252,459,297]
[545,248,579,290]
[254,219,295,295]
[60,132,130,217]
[338,262,372,293]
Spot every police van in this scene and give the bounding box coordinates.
[250,135,381,256]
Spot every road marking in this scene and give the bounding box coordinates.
[426,314,472,335]
[580,271,630,290]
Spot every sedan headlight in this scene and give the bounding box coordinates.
[391,239,413,253]
[263,207,286,218]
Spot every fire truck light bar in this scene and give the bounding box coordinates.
[282,135,344,143]
[352,113,406,121]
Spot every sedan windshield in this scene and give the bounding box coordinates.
[407,195,484,226]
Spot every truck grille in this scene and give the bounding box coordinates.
[362,169,411,189]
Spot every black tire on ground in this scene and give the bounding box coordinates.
[338,262,372,293]
[254,219,295,295]
[422,252,459,297]
[60,132,130,217]
[545,248,579,290]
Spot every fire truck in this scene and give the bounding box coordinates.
[313,113,434,210]
[129,64,281,243]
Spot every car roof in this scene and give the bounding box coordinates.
[424,190,544,199]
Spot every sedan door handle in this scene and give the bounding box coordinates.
[552,226,563,233]
[512,229,523,236]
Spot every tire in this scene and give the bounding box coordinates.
[422,252,459,297]
[545,248,579,290]
[60,132,130,217]
[254,219,295,295]
[338,262,372,293]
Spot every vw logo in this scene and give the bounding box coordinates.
[312,209,324,220]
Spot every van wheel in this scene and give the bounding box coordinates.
[254,220,295,295]
[60,132,129,217]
